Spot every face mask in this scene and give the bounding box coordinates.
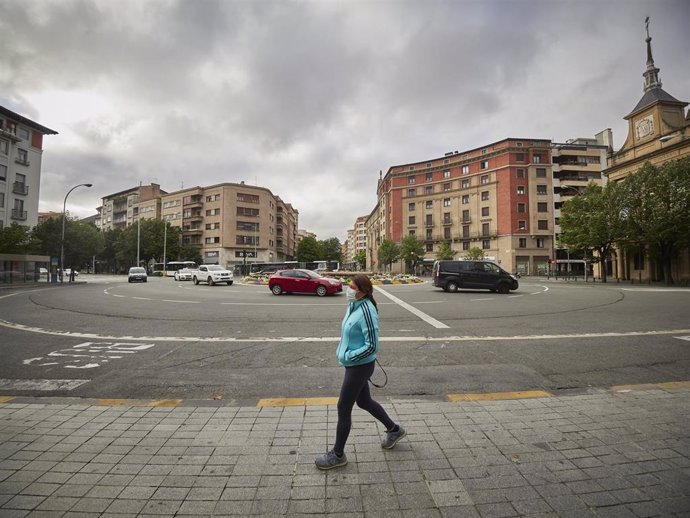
[346,287,357,302]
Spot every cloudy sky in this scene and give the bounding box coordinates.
[1,0,689,241]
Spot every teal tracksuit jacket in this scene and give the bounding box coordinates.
[336,298,379,367]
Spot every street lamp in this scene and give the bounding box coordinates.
[61,183,93,283]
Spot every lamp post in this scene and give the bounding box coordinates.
[61,183,93,283]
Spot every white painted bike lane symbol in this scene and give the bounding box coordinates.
[23,342,155,369]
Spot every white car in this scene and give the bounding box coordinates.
[174,268,193,281]
[192,265,234,286]
[128,267,148,283]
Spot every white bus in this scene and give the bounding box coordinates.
[151,261,198,277]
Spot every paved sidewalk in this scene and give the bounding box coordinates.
[1,388,689,517]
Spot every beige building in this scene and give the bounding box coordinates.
[345,215,367,264]
[604,22,690,282]
[98,183,165,232]
[160,182,298,267]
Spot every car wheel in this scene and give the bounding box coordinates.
[193,277,199,285]
[316,285,328,297]
[445,280,459,293]
[174,273,178,280]
[497,283,510,294]
[208,277,214,286]
[227,281,233,286]
[128,279,132,283]
[144,279,147,283]
[271,284,283,295]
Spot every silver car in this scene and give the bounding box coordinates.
[174,268,193,281]
[128,267,148,283]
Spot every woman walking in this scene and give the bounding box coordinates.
[315,274,406,470]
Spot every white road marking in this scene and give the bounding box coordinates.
[621,288,690,292]
[1,318,689,342]
[22,342,156,369]
[470,298,494,301]
[0,378,90,391]
[112,294,125,298]
[162,299,200,303]
[675,336,690,341]
[374,287,449,329]
[132,297,153,300]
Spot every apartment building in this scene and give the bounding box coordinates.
[552,132,611,274]
[160,182,298,267]
[0,106,58,230]
[367,138,555,275]
[98,183,165,231]
[345,215,367,264]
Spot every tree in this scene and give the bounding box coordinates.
[296,236,322,262]
[319,237,343,262]
[0,223,36,253]
[559,181,628,283]
[436,240,456,260]
[622,158,690,284]
[31,218,103,269]
[353,250,366,271]
[463,247,484,260]
[400,234,425,274]
[377,239,400,272]
[113,220,181,268]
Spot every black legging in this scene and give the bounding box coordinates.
[333,360,396,454]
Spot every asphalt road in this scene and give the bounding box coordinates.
[1,275,689,404]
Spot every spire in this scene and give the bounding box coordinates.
[643,16,662,92]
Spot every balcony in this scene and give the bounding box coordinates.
[184,196,203,208]
[0,127,20,142]
[13,182,28,195]
[183,212,203,221]
[182,227,203,235]
[14,158,30,167]
[442,219,452,226]
[11,209,27,220]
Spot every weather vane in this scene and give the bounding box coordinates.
[645,16,650,39]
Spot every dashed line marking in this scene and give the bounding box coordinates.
[447,390,552,402]
[162,299,200,304]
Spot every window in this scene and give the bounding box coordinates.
[482,223,490,236]
[536,238,545,248]
[537,202,548,212]
[408,188,416,197]
[426,229,432,240]
[518,220,526,230]
[426,214,433,226]
[425,186,433,194]
[462,241,470,251]
[518,238,527,248]
[426,173,433,182]
[0,138,7,155]
[206,194,220,202]
[462,210,470,222]
[426,163,432,168]
[426,243,433,252]
[481,207,489,217]
[236,221,259,231]
[516,152,525,162]
[205,222,220,230]
[0,192,4,208]
[538,220,548,230]
[237,193,260,203]
[633,250,645,270]
[444,183,451,192]
[443,198,451,207]
[517,186,525,195]
[517,203,526,213]
[205,236,220,244]
[0,164,6,181]
[537,185,547,195]
[482,239,490,249]
[18,128,30,140]
[462,225,470,238]
[17,148,28,164]
[480,160,489,169]
[205,208,220,216]
[408,176,415,184]
[516,168,525,178]
[462,165,469,174]
[236,235,259,245]
[533,153,542,164]
[462,195,469,204]
[444,227,451,239]
[409,166,414,171]
[461,179,469,188]
[408,216,416,225]
[481,191,489,201]
[409,230,415,236]
[425,200,433,209]
[481,175,489,184]
[408,202,415,211]
[237,207,259,217]
[443,170,451,178]
[536,168,547,178]
[443,212,451,224]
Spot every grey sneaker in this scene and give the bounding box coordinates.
[315,450,347,470]
[382,425,406,449]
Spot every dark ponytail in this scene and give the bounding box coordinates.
[352,274,378,313]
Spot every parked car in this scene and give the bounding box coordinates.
[432,260,518,294]
[174,268,193,281]
[193,265,233,286]
[269,269,343,297]
[128,267,148,283]
[63,268,79,277]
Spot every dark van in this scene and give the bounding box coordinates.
[432,260,519,294]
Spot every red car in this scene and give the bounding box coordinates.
[269,269,343,297]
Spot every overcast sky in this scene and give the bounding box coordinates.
[1,0,688,241]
